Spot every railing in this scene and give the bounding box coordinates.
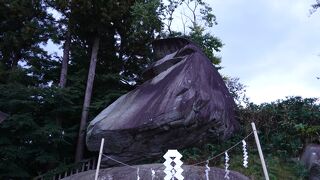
[33,158,96,180]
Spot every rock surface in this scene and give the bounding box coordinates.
[86,38,239,165]
[301,144,320,180]
[301,144,320,169]
[310,160,320,180]
[63,164,249,180]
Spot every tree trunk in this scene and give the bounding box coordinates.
[59,31,71,88]
[56,31,71,126]
[75,36,100,162]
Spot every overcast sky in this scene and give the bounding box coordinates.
[207,0,320,104]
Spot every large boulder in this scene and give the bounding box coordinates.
[63,164,249,180]
[86,38,239,165]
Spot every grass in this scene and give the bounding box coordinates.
[225,154,307,180]
[181,144,308,179]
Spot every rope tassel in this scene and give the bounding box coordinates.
[205,160,210,180]
[242,140,248,168]
[151,168,155,180]
[136,167,140,180]
[224,151,230,180]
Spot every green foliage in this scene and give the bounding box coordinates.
[188,24,223,66]
[239,96,320,157]
[224,76,249,106]
[0,0,57,69]
[0,81,78,178]
[161,0,223,66]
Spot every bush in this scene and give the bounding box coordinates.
[238,96,320,157]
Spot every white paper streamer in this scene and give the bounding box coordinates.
[151,168,155,180]
[205,160,210,180]
[224,151,230,180]
[163,149,184,180]
[242,140,248,168]
[137,167,140,180]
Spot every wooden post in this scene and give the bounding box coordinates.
[95,138,104,180]
[251,122,270,180]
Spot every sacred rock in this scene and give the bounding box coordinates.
[86,38,239,165]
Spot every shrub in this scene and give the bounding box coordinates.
[238,96,320,157]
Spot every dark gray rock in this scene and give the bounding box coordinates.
[63,164,249,180]
[301,144,320,170]
[310,160,320,180]
[301,144,320,180]
[86,38,239,165]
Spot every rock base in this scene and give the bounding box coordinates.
[63,163,249,180]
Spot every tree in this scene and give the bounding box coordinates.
[161,0,223,67]
[75,37,99,161]
[0,0,56,70]
[71,0,139,162]
[0,1,77,178]
[0,80,79,178]
[116,0,163,83]
[45,1,74,130]
[59,31,71,88]
[224,77,249,107]
[50,1,72,88]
